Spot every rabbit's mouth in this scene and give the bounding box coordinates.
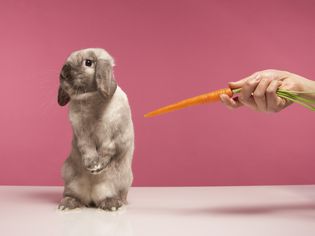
[72,83,97,96]
[73,85,86,93]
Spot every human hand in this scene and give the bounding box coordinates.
[220,69,314,112]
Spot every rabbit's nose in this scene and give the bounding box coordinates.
[60,63,72,80]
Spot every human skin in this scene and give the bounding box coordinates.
[220,69,315,112]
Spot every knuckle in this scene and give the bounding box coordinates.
[261,69,276,79]
[252,72,261,79]
[261,77,272,84]
[266,88,275,94]
[245,80,253,87]
[253,92,264,98]
[260,77,267,82]
[254,71,263,77]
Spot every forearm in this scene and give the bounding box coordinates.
[98,140,116,163]
[74,135,98,166]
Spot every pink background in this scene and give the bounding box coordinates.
[0,0,314,186]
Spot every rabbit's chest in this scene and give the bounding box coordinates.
[70,110,113,139]
[70,112,95,130]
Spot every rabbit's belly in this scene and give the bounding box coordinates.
[90,181,117,203]
[67,177,118,205]
[89,164,132,203]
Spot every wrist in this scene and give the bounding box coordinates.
[290,73,315,100]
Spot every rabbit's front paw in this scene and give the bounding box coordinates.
[89,162,104,175]
[83,156,106,175]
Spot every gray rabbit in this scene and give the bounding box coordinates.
[57,48,134,211]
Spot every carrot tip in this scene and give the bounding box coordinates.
[144,87,233,117]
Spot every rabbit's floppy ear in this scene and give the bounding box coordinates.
[57,86,70,106]
[95,59,117,99]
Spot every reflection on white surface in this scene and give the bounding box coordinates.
[57,207,133,236]
[1,186,315,236]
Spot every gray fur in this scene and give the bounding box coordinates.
[57,48,134,211]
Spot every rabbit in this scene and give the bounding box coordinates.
[57,48,134,211]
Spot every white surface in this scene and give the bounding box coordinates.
[1,185,315,236]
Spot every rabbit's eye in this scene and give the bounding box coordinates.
[84,59,93,67]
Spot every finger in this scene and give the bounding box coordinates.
[228,78,248,89]
[228,72,259,89]
[266,80,286,112]
[253,78,273,112]
[238,75,261,110]
[219,94,243,109]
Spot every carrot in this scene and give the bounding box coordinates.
[144,88,237,118]
[144,87,315,118]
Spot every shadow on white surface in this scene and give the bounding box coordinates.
[130,203,315,220]
[198,203,315,218]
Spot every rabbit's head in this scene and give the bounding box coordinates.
[57,48,117,106]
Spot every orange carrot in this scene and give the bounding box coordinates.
[145,87,315,118]
[144,88,235,118]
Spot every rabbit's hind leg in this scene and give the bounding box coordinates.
[58,196,84,210]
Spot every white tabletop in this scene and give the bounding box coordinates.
[0,185,315,236]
